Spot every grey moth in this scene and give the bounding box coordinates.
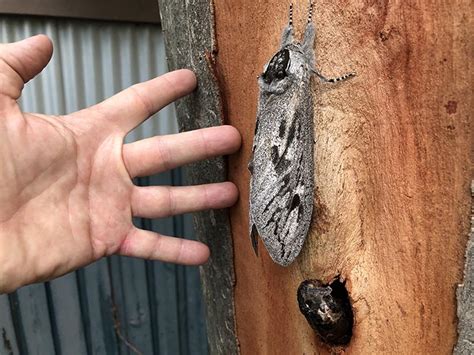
[248,2,354,266]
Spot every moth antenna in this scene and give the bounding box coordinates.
[289,3,294,27]
[302,0,316,53]
[307,0,314,24]
[280,3,295,46]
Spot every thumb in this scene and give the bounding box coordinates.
[0,34,53,99]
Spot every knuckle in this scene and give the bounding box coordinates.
[175,238,186,263]
[154,138,172,172]
[165,186,177,216]
[129,84,155,117]
[198,129,212,157]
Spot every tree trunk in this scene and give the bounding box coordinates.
[160,0,472,353]
[158,1,239,354]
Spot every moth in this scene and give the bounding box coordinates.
[248,2,354,266]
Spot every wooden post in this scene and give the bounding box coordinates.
[160,0,472,353]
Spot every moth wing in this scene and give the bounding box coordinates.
[250,99,314,266]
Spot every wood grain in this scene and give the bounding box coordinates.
[214,0,472,353]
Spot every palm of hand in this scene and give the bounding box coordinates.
[0,35,240,293]
[1,108,132,278]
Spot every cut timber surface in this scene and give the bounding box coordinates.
[214,0,472,353]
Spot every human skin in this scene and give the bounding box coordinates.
[0,35,241,294]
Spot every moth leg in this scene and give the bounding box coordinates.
[248,142,256,174]
[250,224,259,256]
[313,69,356,83]
[249,116,259,174]
[248,158,254,174]
[280,3,294,46]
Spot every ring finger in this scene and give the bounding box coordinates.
[130,181,239,219]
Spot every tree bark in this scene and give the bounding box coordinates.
[160,0,472,353]
[158,1,239,354]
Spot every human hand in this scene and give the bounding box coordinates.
[0,35,241,294]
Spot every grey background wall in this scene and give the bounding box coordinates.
[0,15,208,355]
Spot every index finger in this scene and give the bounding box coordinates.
[84,69,196,133]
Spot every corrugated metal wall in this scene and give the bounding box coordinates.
[0,16,208,355]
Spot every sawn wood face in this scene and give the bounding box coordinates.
[215,0,472,353]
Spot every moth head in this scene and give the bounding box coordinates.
[261,49,290,85]
[258,47,307,94]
